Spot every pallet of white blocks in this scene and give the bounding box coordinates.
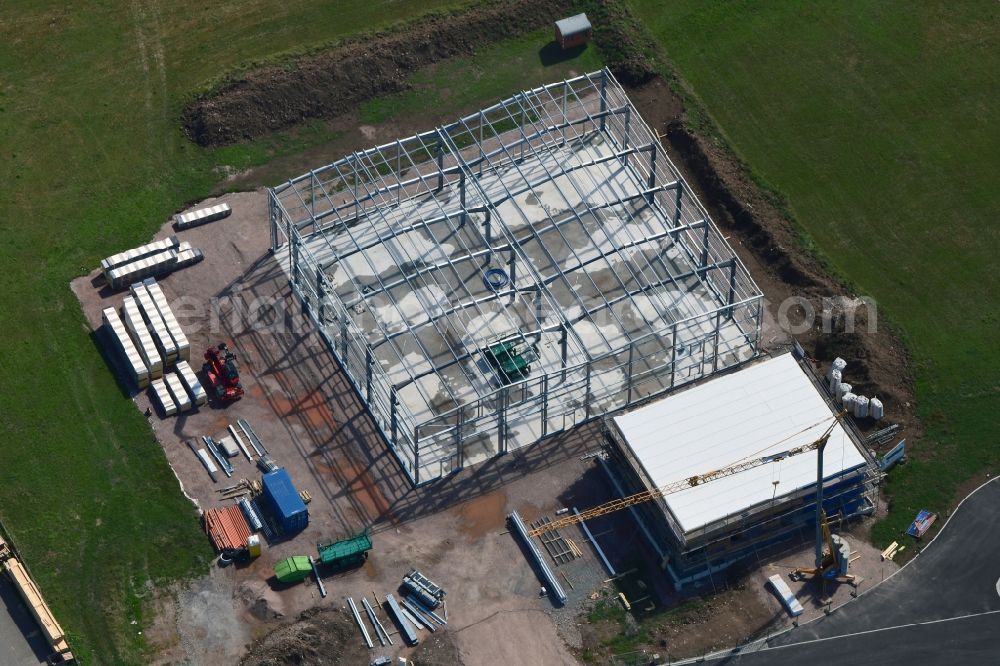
[143,278,190,362]
[149,378,177,417]
[105,240,203,290]
[164,372,193,412]
[101,236,179,278]
[121,296,164,379]
[101,308,150,388]
[173,202,231,231]
[130,282,179,365]
[175,360,207,406]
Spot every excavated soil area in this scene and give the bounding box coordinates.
[183,0,574,146]
[238,608,369,666]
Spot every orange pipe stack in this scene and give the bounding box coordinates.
[204,505,252,551]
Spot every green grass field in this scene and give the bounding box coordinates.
[632,1,1000,540]
[0,2,607,662]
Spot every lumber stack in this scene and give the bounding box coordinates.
[204,505,252,551]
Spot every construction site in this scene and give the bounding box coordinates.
[268,70,763,485]
[51,67,902,666]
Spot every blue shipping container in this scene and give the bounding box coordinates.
[262,468,309,533]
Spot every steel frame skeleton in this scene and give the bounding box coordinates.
[269,69,763,485]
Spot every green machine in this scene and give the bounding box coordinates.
[482,341,539,383]
[273,556,313,584]
[317,531,372,569]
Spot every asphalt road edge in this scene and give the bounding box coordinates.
[668,475,1000,665]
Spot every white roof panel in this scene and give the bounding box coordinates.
[612,353,866,533]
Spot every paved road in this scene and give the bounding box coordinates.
[700,477,1000,665]
[0,575,49,665]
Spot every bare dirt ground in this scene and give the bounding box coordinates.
[72,195,619,665]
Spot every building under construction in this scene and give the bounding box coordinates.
[603,352,878,590]
[268,69,764,485]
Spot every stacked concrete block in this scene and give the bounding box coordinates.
[121,296,163,379]
[101,236,179,278]
[103,237,204,290]
[149,378,177,417]
[143,278,190,362]
[164,372,193,412]
[175,360,207,406]
[173,202,231,230]
[131,282,178,365]
[101,307,150,388]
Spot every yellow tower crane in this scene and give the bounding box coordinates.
[528,411,847,539]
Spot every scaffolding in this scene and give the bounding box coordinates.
[268,69,763,485]
[602,353,880,591]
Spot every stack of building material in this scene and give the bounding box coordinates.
[130,282,179,364]
[105,239,203,290]
[164,372,193,412]
[143,278,190,362]
[174,202,231,230]
[121,296,163,379]
[402,568,445,609]
[149,377,177,416]
[175,360,207,406]
[215,436,239,458]
[203,505,252,551]
[101,236,179,278]
[101,307,149,388]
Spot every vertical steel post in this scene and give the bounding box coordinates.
[508,251,517,304]
[623,106,631,165]
[310,171,317,219]
[584,362,593,420]
[390,390,399,447]
[701,222,711,267]
[456,406,465,470]
[561,84,568,145]
[498,387,508,455]
[459,172,467,227]
[436,143,444,192]
[646,144,658,203]
[674,182,684,224]
[286,217,295,279]
[413,427,420,485]
[540,374,548,438]
[365,348,373,401]
[728,259,738,313]
[815,439,827,570]
[712,310,722,373]
[268,190,279,253]
[340,311,349,359]
[599,69,608,131]
[627,344,635,404]
[669,322,679,388]
[560,324,569,381]
[484,208,492,258]
[316,270,326,323]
